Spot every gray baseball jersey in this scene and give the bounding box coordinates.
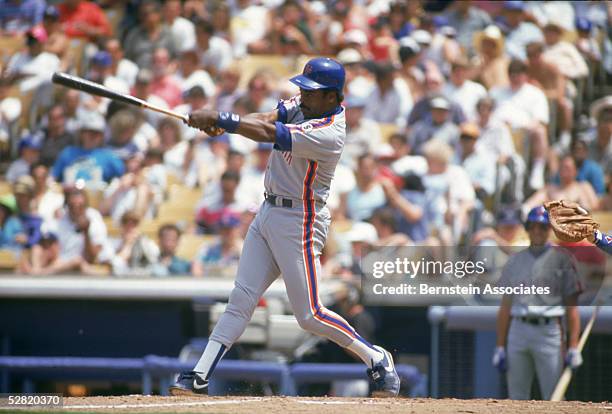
[209,95,374,350]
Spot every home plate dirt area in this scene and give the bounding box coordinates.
[16,395,612,414]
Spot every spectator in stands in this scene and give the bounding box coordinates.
[175,85,208,141]
[237,142,272,207]
[13,175,42,250]
[526,41,572,149]
[369,207,411,247]
[443,58,487,122]
[52,111,125,189]
[490,59,549,190]
[148,47,182,109]
[574,18,601,65]
[444,0,492,54]
[397,38,425,102]
[194,18,233,76]
[174,49,215,100]
[500,0,543,61]
[62,89,86,134]
[192,210,243,277]
[471,206,527,269]
[54,187,111,271]
[39,103,76,166]
[82,52,130,114]
[58,0,111,41]
[242,73,276,113]
[569,139,605,196]
[343,154,386,222]
[542,20,589,81]
[158,117,188,181]
[407,70,466,126]
[341,94,382,169]
[585,99,612,173]
[151,223,191,276]
[6,133,42,184]
[363,62,412,128]
[162,0,196,53]
[104,38,138,88]
[30,162,63,223]
[0,77,21,145]
[110,211,160,277]
[270,0,315,56]
[0,0,45,34]
[196,170,245,234]
[471,25,509,89]
[422,139,475,244]
[474,97,515,164]
[380,174,429,243]
[100,152,156,225]
[231,0,269,57]
[0,195,23,251]
[455,123,496,200]
[124,2,175,69]
[42,5,70,70]
[524,155,600,213]
[215,66,242,113]
[131,69,169,127]
[6,26,60,93]
[408,96,460,156]
[18,229,61,275]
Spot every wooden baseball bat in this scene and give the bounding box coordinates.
[550,304,600,401]
[52,72,188,123]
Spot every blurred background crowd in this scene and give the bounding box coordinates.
[0,0,610,278]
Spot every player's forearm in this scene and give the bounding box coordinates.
[496,297,512,347]
[566,305,580,348]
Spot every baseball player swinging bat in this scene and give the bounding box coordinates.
[51,72,188,123]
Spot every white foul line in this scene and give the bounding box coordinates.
[63,397,265,410]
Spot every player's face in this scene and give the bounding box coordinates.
[527,223,550,246]
[299,88,335,118]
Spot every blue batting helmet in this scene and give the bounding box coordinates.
[525,206,550,227]
[290,57,345,92]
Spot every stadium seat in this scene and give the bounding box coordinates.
[0,36,25,64]
[238,54,306,88]
[378,123,399,142]
[103,216,121,238]
[593,212,612,232]
[176,234,212,260]
[0,181,11,195]
[156,185,201,224]
[0,249,18,270]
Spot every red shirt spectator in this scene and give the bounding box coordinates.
[58,0,111,41]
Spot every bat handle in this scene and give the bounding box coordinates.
[141,101,189,123]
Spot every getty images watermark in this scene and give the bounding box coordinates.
[359,246,608,306]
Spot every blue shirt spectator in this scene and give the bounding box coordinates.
[0,0,45,34]
[52,111,125,187]
[0,195,24,250]
[13,176,42,248]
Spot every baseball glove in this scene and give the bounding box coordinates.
[544,200,599,242]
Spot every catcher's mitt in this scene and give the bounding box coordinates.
[543,200,599,242]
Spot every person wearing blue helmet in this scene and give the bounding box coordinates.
[493,205,583,400]
[171,58,400,397]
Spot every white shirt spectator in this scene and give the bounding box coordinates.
[231,4,269,57]
[526,2,575,32]
[116,58,139,87]
[7,51,60,93]
[543,41,589,79]
[36,189,63,223]
[200,36,234,73]
[490,83,549,129]
[505,22,543,61]
[173,70,216,103]
[443,80,487,122]
[170,16,196,53]
[364,78,412,128]
[55,207,111,262]
[456,147,497,196]
[476,120,516,159]
[0,96,21,143]
[341,118,383,169]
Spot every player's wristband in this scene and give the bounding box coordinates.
[217,112,240,133]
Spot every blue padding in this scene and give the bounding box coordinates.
[0,356,144,370]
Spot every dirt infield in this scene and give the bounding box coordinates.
[8,395,610,414]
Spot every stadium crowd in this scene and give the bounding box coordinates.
[0,0,610,278]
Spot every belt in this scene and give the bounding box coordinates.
[515,316,559,326]
[264,193,294,208]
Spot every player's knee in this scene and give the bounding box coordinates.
[296,314,323,334]
[226,284,258,320]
